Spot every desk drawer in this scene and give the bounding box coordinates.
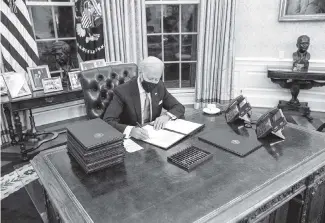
[11,90,84,111]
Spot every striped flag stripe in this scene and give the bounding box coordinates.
[1,2,38,57]
[3,0,34,40]
[13,0,32,26]
[1,14,39,66]
[2,56,14,72]
[1,44,26,73]
[0,24,37,68]
[1,38,29,72]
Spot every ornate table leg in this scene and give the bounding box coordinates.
[289,82,301,106]
[13,111,28,160]
[3,104,17,144]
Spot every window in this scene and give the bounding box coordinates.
[145,0,199,89]
[27,0,78,77]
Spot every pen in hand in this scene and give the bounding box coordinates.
[135,122,149,140]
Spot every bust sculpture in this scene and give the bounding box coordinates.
[51,41,75,87]
[292,35,310,72]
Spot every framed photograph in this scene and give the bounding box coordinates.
[106,61,122,66]
[42,77,63,93]
[2,72,32,98]
[279,0,325,21]
[0,74,9,95]
[27,65,51,91]
[80,59,106,71]
[68,71,82,90]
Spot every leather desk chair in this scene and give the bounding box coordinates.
[79,63,138,119]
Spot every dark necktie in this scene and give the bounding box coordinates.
[143,93,151,124]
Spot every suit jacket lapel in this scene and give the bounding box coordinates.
[130,78,141,123]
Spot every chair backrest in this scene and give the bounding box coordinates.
[79,63,138,119]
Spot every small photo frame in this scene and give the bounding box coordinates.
[80,59,106,71]
[42,77,63,93]
[2,72,32,98]
[0,74,9,95]
[106,61,122,66]
[68,71,81,90]
[27,65,51,91]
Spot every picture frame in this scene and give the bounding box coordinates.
[79,59,106,71]
[279,0,325,21]
[42,77,64,93]
[68,71,82,90]
[106,61,122,66]
[27,65,51,91]
[0,73,10,95]
[2,72,32,98]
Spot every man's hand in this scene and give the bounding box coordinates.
[153,115,170,130]
[130,127,149,140]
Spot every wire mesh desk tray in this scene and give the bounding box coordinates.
[167,146,213,171]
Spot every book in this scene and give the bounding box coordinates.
[139,119,204,150]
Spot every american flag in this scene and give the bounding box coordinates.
[81,9,92,29]
[0,0,39,73]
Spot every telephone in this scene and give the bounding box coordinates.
[255,108,287,139]
[225,95,252,123]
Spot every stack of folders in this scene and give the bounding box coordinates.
[66,118,126,174]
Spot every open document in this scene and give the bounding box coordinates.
[163,119,204,135]
[141,125,185,149]
[140,119,204,149]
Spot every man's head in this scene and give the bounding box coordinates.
[51,41,71,66]
[296,35,310,53]
[138,56,164,93]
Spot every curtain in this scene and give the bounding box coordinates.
[103,0,148,64]
[195,0,236,109]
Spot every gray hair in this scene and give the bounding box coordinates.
[138,56,164,75]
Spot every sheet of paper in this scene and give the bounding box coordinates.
[164,119,203,135]
[123,139,143,153]
[142,125,185,149]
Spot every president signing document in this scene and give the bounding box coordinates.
[103,56,185,140]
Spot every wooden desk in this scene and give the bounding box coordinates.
[31,112,325,223]
[1,87,83,160]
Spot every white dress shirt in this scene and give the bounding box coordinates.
[123,77,152,138]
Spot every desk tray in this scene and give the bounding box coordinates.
[167,146,212,172]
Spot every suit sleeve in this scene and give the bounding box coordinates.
[162,85,185,119]
[103,89,128,133]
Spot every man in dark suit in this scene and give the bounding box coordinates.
[103,56,185,140]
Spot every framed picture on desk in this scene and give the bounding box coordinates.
[2,72,32,98]
[42,77,64,93]
[27,65,51,91]
[68,71,81,90]
[80,59,106,71]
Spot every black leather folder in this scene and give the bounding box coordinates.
[66,118,125,173]
[66,118,124,151]
[198,125,262,157]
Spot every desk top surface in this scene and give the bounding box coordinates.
[31,111,325,223]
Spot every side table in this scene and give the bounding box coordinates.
[1,87,84,160]
[267,69,325,121]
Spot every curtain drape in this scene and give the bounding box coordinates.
[194,0,236,109]
[103,0,148,64]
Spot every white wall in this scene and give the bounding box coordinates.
[233,0,325,112]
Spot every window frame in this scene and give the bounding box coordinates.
[145,0,199,90]
[26,0,78,76]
